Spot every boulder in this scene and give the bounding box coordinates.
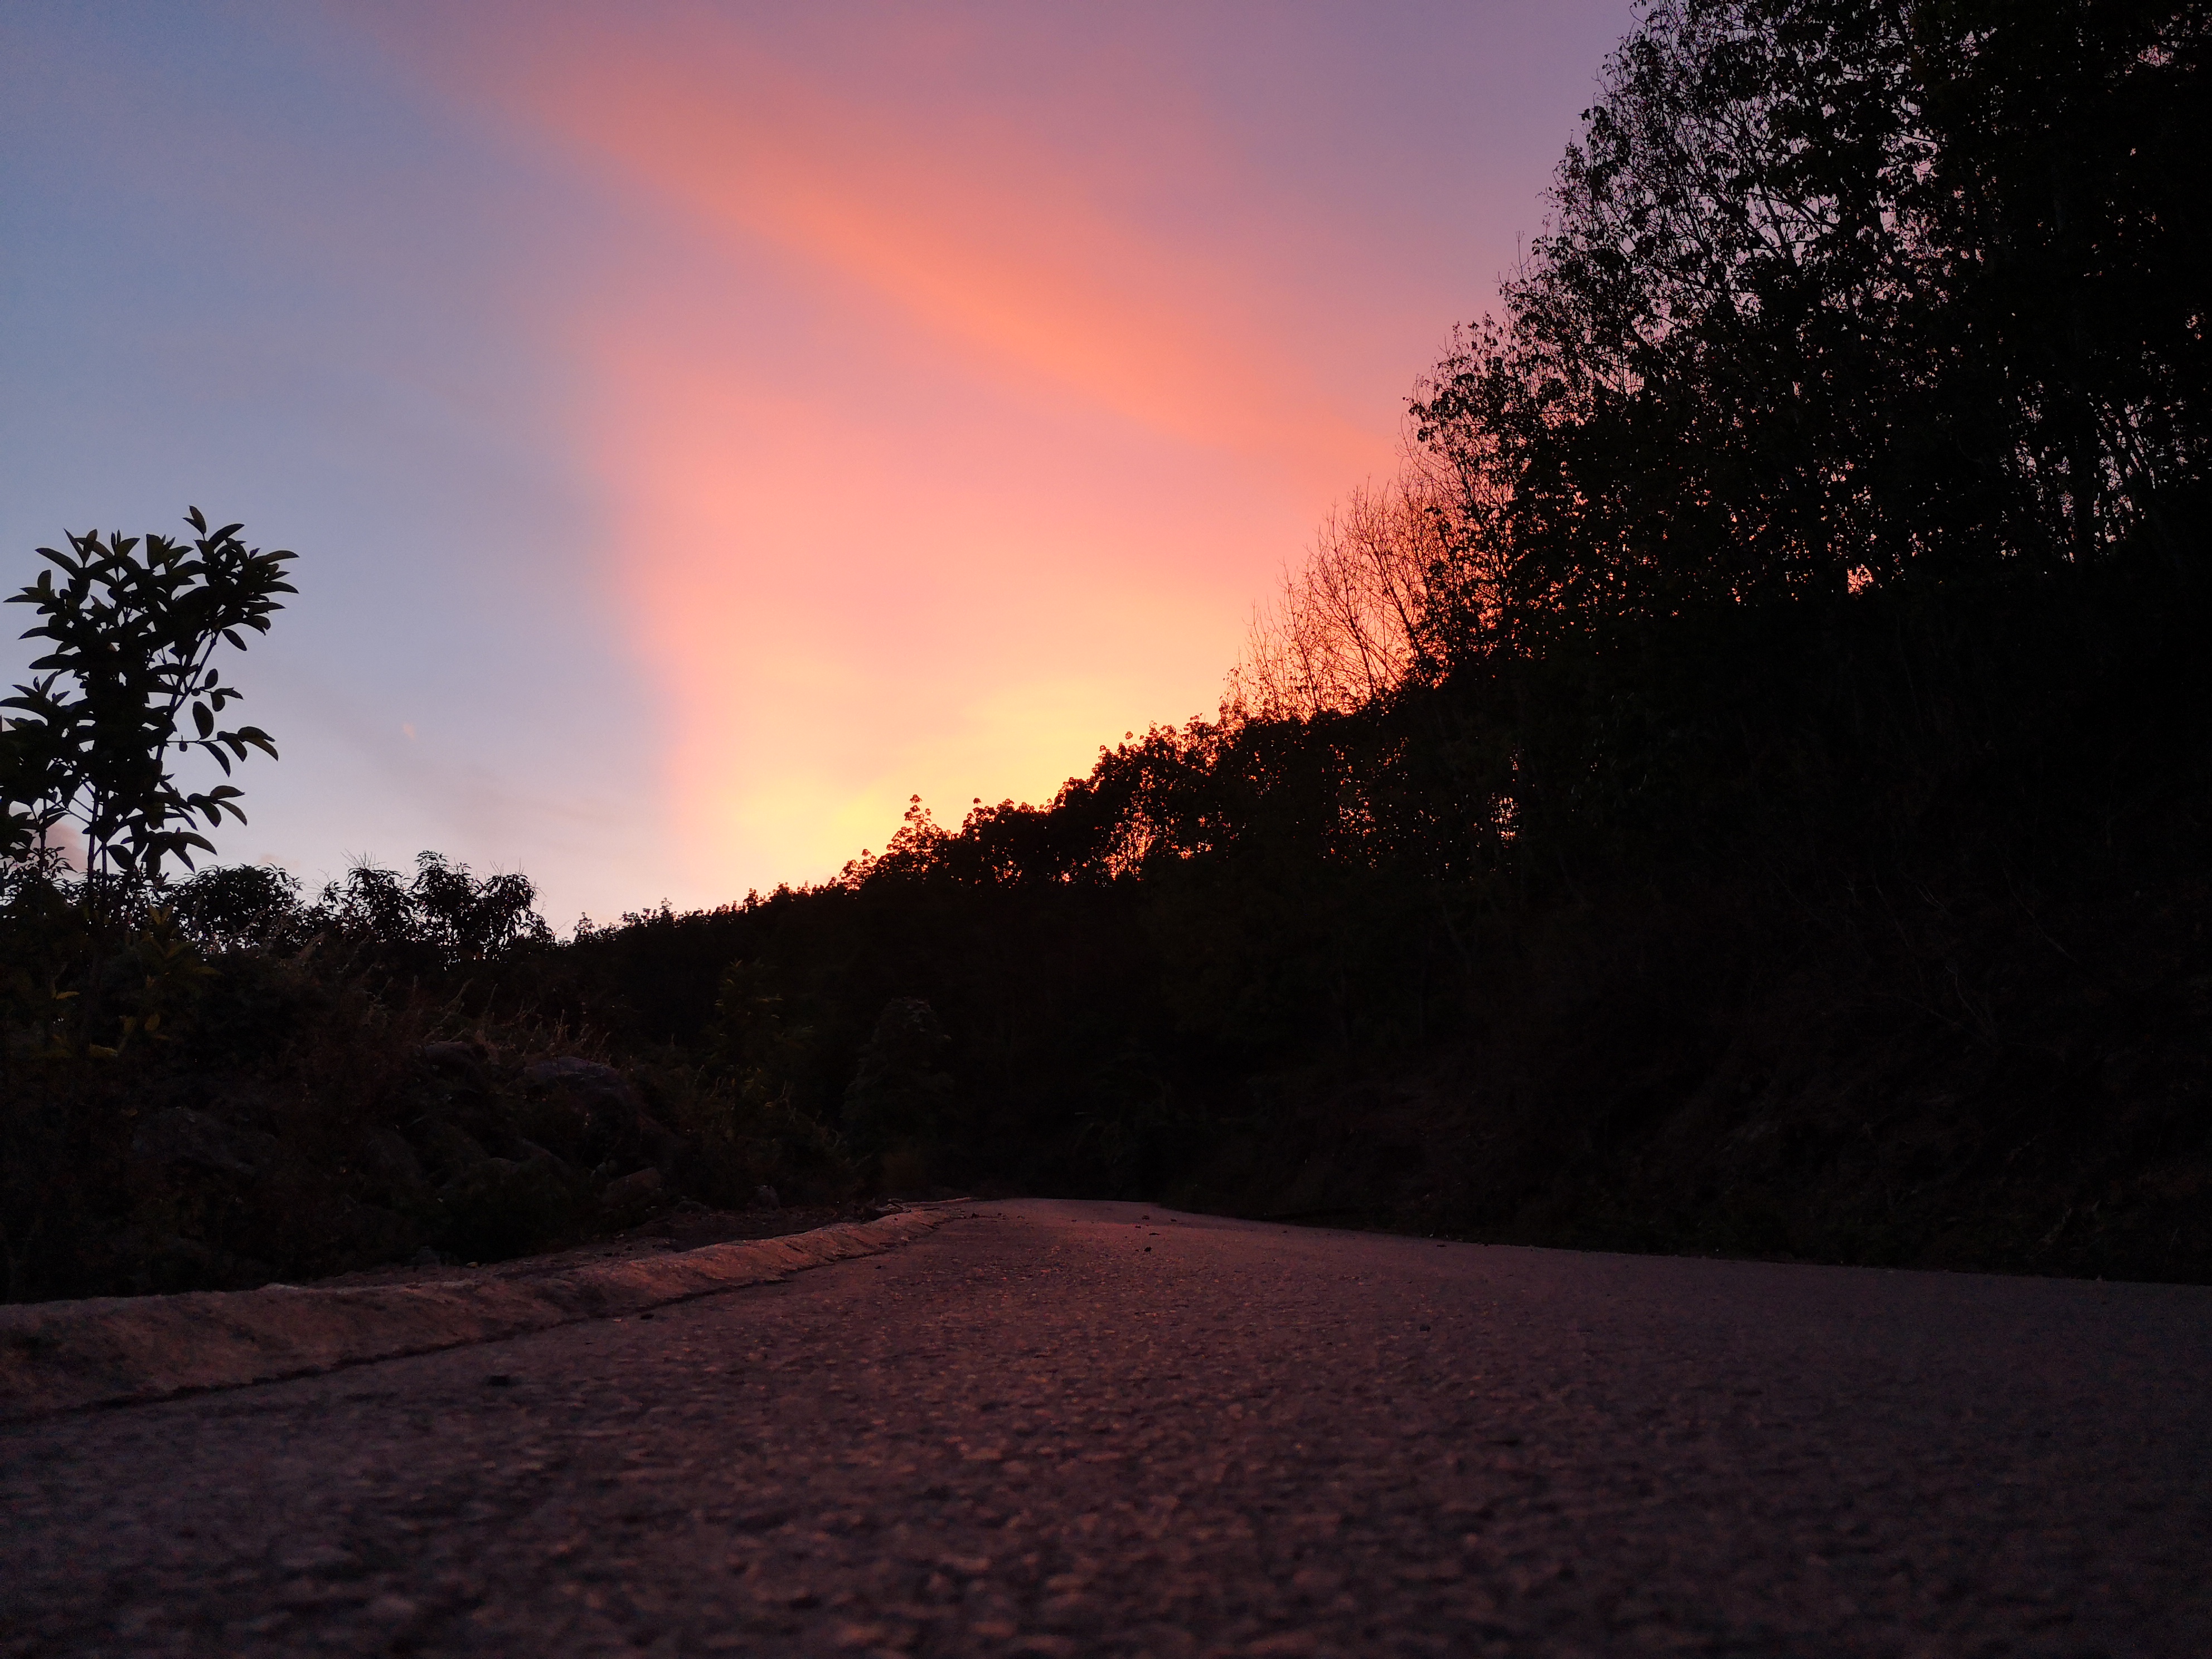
[521,1057,644,1168]
[436,1148,583,1260]
[601,1167,666,1219]
[411,1042,503,1145]
[312,1199,416,1271]
[128,1109,277,1177]
[356,1127,433,1207]
[419,1039,492,1084]
[634,1112,685,1177]
[416,1041,495,1108]
[418,1119,491,1181]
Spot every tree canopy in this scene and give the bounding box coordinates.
[1404,0,2209,649]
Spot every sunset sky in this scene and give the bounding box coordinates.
[2,1,1632,926]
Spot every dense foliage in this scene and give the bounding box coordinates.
[1,853,846,1299]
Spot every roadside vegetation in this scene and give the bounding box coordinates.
[7,0,2208,1298]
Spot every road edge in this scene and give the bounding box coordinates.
[0,1204,972,1423]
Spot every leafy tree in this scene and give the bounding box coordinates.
[166,861,305,953]
[312,852,552,969]
[2,509,294,888]
[402,851,553,963]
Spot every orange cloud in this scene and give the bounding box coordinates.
[358,2,1406,895]
[387,3,1379,472]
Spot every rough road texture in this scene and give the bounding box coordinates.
[5,1200,2209,1657]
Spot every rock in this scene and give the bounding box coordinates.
[752,1185,781,1211]
[356,1127,431,1205]
[603,1167,666,1216]
[512,1137,583,1182]
[418,1040,493,1093]
[635,1112,684,1175]
[523,1056,634,1103]
[309,1200,416,1272]
[419,1119,491,1181]
[411,1044,502,1146]
[438,1151,585,1260]
[128,1109,277,1177]
[440,1153,515,1199]
[521,1057,643,1167]
[420,1039,488,1068]
[410,1245,444,1268]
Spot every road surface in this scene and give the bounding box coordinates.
[5,1199,2209,1656]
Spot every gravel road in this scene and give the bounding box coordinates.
[5,1199,2209,1657]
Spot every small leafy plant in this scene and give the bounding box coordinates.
[2,508,294,885]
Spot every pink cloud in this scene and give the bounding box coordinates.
[434,6,1379,469]
[343,0,1602,897]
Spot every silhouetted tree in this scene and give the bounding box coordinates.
[2,510,293,889]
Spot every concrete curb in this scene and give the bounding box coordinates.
[0,1205,968,1423]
